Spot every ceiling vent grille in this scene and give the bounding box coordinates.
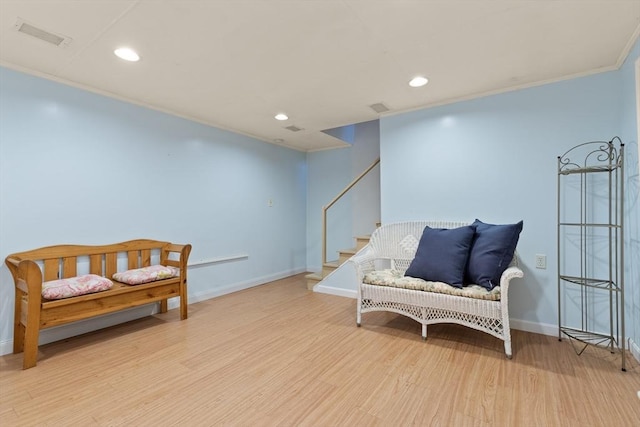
[285,125,303,132]
[369,102,390,113]
[14,18,71,47]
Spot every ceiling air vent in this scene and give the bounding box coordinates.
[285,125,303,132]
[14,18,71,47]
[369,102,390,113]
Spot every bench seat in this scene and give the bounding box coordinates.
[37,277,184,328]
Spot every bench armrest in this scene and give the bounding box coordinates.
[161,243,192,273]
[5,257,43,296]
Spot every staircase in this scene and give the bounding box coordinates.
[305,234,371,290]
[307,157,380,291]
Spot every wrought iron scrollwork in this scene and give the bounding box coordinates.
[557,136,623,174]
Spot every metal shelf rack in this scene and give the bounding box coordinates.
[557,137,625,371]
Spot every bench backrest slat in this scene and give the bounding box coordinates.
[90,254,102,275]
[63,257,77,278]
[128,251,138,270]
[141,249,151,267]
[105,253,117,278]
[43,259,59,281]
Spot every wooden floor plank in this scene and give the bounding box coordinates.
[1,273,638,426]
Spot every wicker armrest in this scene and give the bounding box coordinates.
[500,265,524,290]
[498,265,524,310]
[347,246,377,282]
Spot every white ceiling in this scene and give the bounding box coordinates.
[1,1,639,151]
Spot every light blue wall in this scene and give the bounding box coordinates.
[0,67,307,351]
[380,45,638,342]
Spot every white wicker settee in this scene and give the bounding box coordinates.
[348,221,524,358]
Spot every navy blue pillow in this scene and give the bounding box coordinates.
[465,219,523,290]
[405,225,475,288]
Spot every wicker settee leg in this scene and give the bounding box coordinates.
[504,340,513,359]
[421,324,427,340]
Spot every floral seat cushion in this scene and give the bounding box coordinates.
[363,269,501,301]
[42,274,113,300]
[112,265,180,285]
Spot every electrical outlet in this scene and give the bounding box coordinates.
[535,254,547,269]
[268,199,273,207]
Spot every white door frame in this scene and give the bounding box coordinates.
[636,57,639,179]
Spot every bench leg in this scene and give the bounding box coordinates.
[21,285,42,369]
[179,298,188,320]
[22,298,41,369]
[179,282,188,320]
[22,323,40,369]
[13,323,25,354]
[159,299,168,313]
[13,293,25,354]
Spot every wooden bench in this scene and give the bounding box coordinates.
[5,239,191,369]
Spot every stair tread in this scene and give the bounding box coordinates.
[339,247,357,255]
[305,273,323,280]
[323,261,339,268]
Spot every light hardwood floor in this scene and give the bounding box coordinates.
[1,273,639,426]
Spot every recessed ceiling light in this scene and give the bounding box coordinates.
[274,113,289,121]
[114,47,140,62]
[409,76,428,87]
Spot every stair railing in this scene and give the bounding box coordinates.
[322,157,380,265]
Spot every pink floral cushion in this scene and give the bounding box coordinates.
[112,265,179,285]
[42,274,113,300]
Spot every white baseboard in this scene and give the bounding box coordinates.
[630,338,640,364]
[0,341,11,356]
[510,318,557,337]
[314,284,357,299]
[0,267,307,357]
